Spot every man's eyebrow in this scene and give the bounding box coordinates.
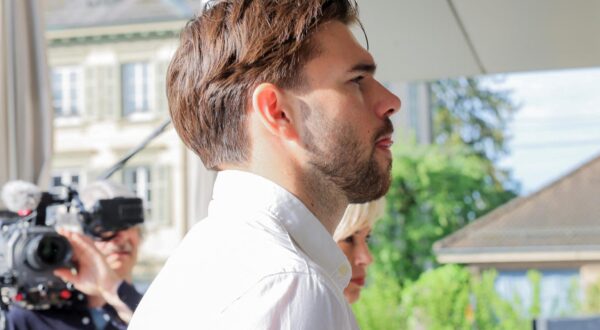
[348,62,377,75]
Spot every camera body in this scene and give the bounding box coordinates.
[0,214,74,310]
[0,187,144,310]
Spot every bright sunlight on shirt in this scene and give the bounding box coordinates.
[129,170,358,330]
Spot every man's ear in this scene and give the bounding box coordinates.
[251,83,298,140]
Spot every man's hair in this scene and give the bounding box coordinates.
[333,197,386,241]
[167,0,359,169]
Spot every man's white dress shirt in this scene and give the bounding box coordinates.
[129,170,359,329]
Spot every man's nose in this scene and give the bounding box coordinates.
[373,81,401,119]
[110,230,126,243]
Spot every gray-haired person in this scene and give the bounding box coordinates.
[8,181,143,330]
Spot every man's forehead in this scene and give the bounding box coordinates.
[310,21,375,73]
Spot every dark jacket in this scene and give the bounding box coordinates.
[6,282,142,330]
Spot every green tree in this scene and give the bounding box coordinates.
[430,77,519,191]
[370,77,519,282]
[430,77,517,162]
[353,265,532,330]
[582,279,600,314]
[355,77,521,328]
[373,143,516,282]
[352,267,404,330]
[527,270,542,317]
[398,265,530,330]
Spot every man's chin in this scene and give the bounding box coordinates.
[347,170,391,203]
[108,260,124,270]
[376,160,393,195]
[107,254,129,267]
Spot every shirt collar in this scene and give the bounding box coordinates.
[210,170,351,290]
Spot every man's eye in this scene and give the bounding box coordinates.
[343,236,355,244]
[350,76,364,85]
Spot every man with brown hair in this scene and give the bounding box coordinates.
[130,0,400,328]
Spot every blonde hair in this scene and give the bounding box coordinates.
[333,197,386,241]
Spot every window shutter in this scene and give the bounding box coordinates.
[97,65,117,120]
[152,165,171,225]
[84,66,96,120]
[155,61,169,115]
[121,63,134,117]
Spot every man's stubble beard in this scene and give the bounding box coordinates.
[299,102,392,203]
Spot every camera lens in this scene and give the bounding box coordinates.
[26,234,71,271]
[38,237,66,265]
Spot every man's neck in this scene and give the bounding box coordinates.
[240,163,348,235]
[295,173,347,235]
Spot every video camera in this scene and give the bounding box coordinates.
[0,181,144,310]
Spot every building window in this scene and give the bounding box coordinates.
[122,62,152,116]
[52,66,83,117]
[495,269,579,317]
[51,170,81,188]
[122,165,170,225]
[123,166,152,220]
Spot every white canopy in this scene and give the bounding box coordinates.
[358,0,600,81]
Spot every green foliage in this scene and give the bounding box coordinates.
[582,278,600,314]
[430,77,519,194]
[564,277,581,316]
[354,265,532,330]
[399,264,472,330]
[354,77,521,327]
[352,267,404,330]
[527,270,542,317]
[429,77,517,163]
[373,143,516,281]
[470,270,529,330]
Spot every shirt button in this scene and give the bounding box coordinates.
[82,317,90,325]
[339,265,349,276]
[104,313,111,321]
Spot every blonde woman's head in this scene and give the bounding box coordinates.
[334,197,386,304]
[334,197,386,241]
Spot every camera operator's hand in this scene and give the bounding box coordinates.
[54,229,134,323]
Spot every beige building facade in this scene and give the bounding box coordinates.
[46,3,198,281]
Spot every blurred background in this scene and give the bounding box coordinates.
[2,0,600,329]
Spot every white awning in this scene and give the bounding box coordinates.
[357,0,600,81]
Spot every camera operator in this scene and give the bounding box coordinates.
[6,181,143,330]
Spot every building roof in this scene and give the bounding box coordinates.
[434,153,600,265]
[45,0,203,31]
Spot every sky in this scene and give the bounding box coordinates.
[495,67,600,195]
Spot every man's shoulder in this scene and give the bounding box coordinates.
[132,213,339,320]
[175,212,307,266]
[156,213,317,283]
[131,208,358,329]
